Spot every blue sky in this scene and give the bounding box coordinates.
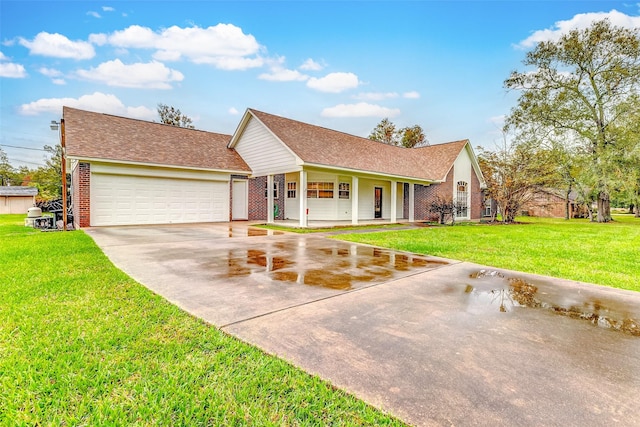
[1,1,639,167]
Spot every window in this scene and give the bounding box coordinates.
[307,182,334,198]
[287,182,297,198]
[456,181,468,218]
[483,198,492,217]
[264,180,278,199]
[339,182,350,199]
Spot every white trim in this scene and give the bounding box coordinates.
[67,155,249,175]
[302,162,441,186]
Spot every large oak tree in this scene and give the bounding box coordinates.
[504,19,640,222]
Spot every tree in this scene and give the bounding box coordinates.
[0,148,16,186]
[369,118,429,148]
[157,103,195,129]
[504,19,640,222]
[30,145,66,201]
[478,135,557,224]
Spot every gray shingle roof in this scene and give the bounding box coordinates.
[64,107,250,172]
[0,186,38,196]
[248,109,469,182]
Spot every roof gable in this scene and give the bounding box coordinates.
[64,107,250,172]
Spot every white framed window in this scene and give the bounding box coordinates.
[483,198,492,217]
[339,182,350,199]
[265,180,278,199]
[456,181,468,218]
[307,182,334,199]
[287,182,297,198]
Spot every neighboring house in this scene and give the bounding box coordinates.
[65,107,486,228]
[0,186,37,214]
[522,188,585,218]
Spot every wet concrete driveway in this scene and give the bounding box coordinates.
[87,222,640,427]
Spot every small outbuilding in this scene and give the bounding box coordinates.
[0,186,38,214]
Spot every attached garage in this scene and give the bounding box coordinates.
[64,107,250,228]
[91,172,229,226]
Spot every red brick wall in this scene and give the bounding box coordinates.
[72,162,91,228]
[523,193,567,218]
[248,174,285,221]
[414,169,454,221]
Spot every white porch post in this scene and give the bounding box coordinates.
[409,183,415,222]
[299,170,308,227]
[351,176,359,225]
[267,174,274,224]
[390,180,397,223]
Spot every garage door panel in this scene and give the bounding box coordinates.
[91,174,229,226]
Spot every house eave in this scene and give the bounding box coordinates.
[66,155,251,175]
[302,162,441,185]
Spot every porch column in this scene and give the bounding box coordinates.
[351,176,359,225]
[267,174,274,224]
[409,183,415,222]
[299,170,308,227]
[390,180,397,223]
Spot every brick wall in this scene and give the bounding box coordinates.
[247,174,285,221]
[72,162,91,228]
[414,169,454,221]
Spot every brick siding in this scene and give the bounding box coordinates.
[72,162,91,228]
[414,169,454,221]
[247,174,285,221]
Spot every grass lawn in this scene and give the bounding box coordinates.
[0,215,404,426]
[335,215,640,292]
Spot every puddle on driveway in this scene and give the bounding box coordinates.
[227,226,284,238]
[463,270,640,336]
[209,240,448,291]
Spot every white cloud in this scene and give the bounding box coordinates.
[52,78,66,85]
[0,62,26,78]
[228,107,240,115]
[102,6,115,12]
[39,67,63,77]
[403,91,420,99]
[353,92,399,101]
[321,102,401,118]
[259,67,308,82]
[19,92,155,120]
[75,59,184,89]
[92,24,263,70]
[19,32,95,59]
[87,11,101,18]
[488,115,505,126]
[0,51,8,61]
[518,10,640,48]
[307,72,360,93]
[300,58,323,71]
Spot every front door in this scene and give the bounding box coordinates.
[374,187,383,219]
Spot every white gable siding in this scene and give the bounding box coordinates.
[453,146,472,219]
[233,117,299,176]
[358,179,390,220]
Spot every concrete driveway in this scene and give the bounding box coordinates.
[87,222,640,427]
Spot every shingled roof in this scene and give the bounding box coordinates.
[247,109,470,182]
[64,107,250,172]
[0,186,38,196]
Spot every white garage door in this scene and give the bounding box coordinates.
[91,174,229,226]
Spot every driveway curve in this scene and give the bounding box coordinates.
[87,222,640,427]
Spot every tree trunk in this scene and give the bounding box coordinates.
[565,185,572,220]
[596,191,611,222]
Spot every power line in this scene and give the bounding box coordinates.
[0,144,48,152]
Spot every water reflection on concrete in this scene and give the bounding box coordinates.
[212,237,448,291]
[464,270,640,336]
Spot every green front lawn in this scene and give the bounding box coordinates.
[335,215,640,292]
[0,215,404,426]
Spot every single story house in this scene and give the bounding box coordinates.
[0,186,38,214]
[522,188,586,218]
[65,106,487,228]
